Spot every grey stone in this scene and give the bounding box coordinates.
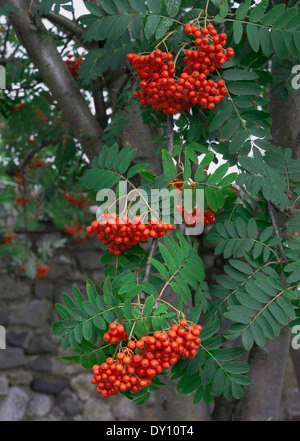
[54,391,83,417]
[70,373,95,401]
[0,310,9,327]
[0,275,31,300]
[110,395,141,421]
[26,337,55,354]
[76,251,103,271]
[6,331,29,348]
[0,376,9,396]
[8,370,33,385]
[34,282,54,299]
[28,394,53,418]
[0,387,29,421]
[31,377,67,395]
[83,398,115,421]
[9,299,52,327]
[27,357,52,373]
[0,347,25,370]
[42,263,71,280]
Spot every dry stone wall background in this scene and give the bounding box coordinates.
[0,224,298,421]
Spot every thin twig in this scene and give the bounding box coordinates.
[166,113,174,156]
[19,138,61,172]
[267,201,287,262]
[143,238,158,283]
[140,238,158,302]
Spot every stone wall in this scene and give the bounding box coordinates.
[0,224,156,421]
[0,225,299,421]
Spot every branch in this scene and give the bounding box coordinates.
[166,114,174,156]
[143,238,158,283]
[267,201,287,262]
[19,138,61,171]
[140,238,158,302]
[3,0,103,163]
[91,78,109,130]
[44,10,90,50]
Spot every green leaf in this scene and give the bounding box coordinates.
[82,301,98,316]
[222,70,259,81]
[92,315,106,330]
[118,148,138,175]
[99,0,118,14]
[127,163,149,179]
[144,14,161,39]
[250,322,266,347]
[81,169,120,191]
[209,102,233,132]
[260,27,272,57]
[149,258,169,280]
[123,299,134,320]
[131,14,143,38]
[247,218,258,239]
[135,319,146,338]
[85,2,104,16]
[236,0,252,20]
[247,24,260,52]
[113,0,132,13]
[86,280,98,305]
[229,259,252,275]
[200,319,221,341]
[233,20,243,44]
[144,295,155,317]
[129,0,148,13]
[162,149,177,181]
[147,0,161,14]
[271,30,287,59]
[249,0,269,23]
[166,0,181,18]
[107,14,132,42]
[262,3,286,26]
[55,303,71,320]
[72,308,88,321]
[260,226,273,242]
[202,358,217,385]
[82,321,93,340]
[228,82,261,96]
[242,327,254,351]
[212,368,226,397]
[223,361,249,374]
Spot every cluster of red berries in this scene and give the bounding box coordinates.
[86,214,174,256]
[64,55,83,79]
[127,23,234,114]
[29,159,45,169]
[13,102,24,112]
[91,319,202,398]
[34,265,50,280]
[14,171,26,187]
[63,191,93,209]
[103,323,128,344]
[15,194,34,205]
[20,264,50,280]
[1,232,17,244]
[169,179,217,227]
[34,109,47,122]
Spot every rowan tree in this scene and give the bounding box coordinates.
[0,0,300,421]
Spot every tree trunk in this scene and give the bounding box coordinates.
[234,330,291,420]
[3,0,103,161]
[233,65,300,421]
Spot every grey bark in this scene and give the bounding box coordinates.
[234,330,291,421]
[233,66,300,421]
[3,0,103,162]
